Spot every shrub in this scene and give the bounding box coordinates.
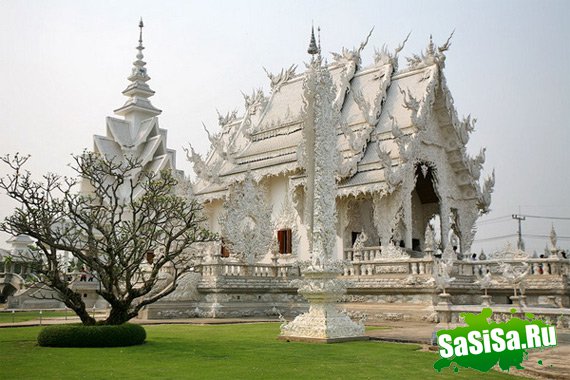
[37,323,146,347]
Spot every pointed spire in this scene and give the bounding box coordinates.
[138,18,144,46]
[550,224,558,250]
[307,25,319,56]
[426,34,435,57]
[114,18,161,120]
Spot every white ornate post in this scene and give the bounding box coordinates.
[403,192,413,249]
[475,266,495,306]
[280,27,365,342]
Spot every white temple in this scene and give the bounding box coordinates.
[187,29,494,264]
[4,23,569,327]
[153,27,567,323]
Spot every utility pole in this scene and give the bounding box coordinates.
[512,214,526,250]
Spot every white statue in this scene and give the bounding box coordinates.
[498,261,530,298]
[433,244,456,295]
[424,224,435,254]
[474,265,496,300]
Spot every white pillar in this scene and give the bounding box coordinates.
[404,191,413,249]
[440,198,450,248]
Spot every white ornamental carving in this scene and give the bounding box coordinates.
[498,261,530,297]
[280,271,364,340]
[474,266,496,298]
[184,145,218,184]
[352,231,368,251]
[280,34,364,341]
[433,243,456,294]
[424,223,436,253]
[264,64,297,93]
[377,242,410,261]
[405,32,454,71]
[219,175,273,264]
[217,109,238,130]
[331,29,373,111]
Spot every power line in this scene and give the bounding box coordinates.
[521,214,570,221]
[524,234,570,240]
[473,233,570,242]
[473,234,517,242]
[476,215,511,224]
[477,214,570,224]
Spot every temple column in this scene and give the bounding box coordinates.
[403,191,413,249]
[373,192,401,247]
[456,203,478,254]
[336,199,351,260]
[440,197,451,249]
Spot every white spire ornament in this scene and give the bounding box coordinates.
[90,19,181,198]
[114,18,162,124]
[280,26,365,343]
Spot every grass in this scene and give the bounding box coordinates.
[0,310,72,323]
[0,323,527,380]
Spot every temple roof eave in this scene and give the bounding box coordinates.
[114,103,162,117]
[191,40,490,210]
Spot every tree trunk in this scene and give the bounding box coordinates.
[74,307,97,326]
[104,303,132,325]
[61,286,96,325]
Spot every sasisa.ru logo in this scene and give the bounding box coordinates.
[434,308,557,373]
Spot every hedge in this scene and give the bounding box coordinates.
[37,323,146,347]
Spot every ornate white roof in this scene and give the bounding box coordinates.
[189,33,493,212]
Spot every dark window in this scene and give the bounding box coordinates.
[221,239,230,258]
[412,239,421,252]
[146,251,155,264]
[277,229,292,254]
[351,232,361,246]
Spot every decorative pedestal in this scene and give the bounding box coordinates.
[481,295,492,306]
[438,292,452,305]
[279,270,366,343]
[510,295,522,307]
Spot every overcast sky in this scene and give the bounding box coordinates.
[0,0,568,254]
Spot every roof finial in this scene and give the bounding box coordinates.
[139,18,144,42]
[137,18,144,60]
[114,18,161,118]
[307,24,319,56]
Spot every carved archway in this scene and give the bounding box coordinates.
[410,162,441,251]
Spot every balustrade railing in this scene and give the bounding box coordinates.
[454,258,570,277]
[199,261,301,279]
[435,304,570,326]
[342,247,570,278]
[199,251,569,280]
[342,258,434,276]
[344,246,383,261]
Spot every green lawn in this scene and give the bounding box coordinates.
[0,310,72,323]
[0,323,526,380]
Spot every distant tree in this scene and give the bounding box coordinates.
[0,152,212,325]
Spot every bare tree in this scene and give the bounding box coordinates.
[0,152,212,325]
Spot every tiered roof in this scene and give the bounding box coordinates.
[188,32,493,211]
[92,20,180,189]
